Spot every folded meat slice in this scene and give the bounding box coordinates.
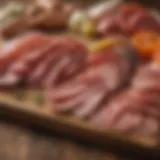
[27,48,59,87]
[136,116,159,135]
[0,32,50,73]
[116,2,148,33]
[0,33,53,87]
[90,62,160,135]
[49,46,137,117]
[129,11,160,33]
[48,65,110,114]
[97,15,124,36]
[90,91,159,135]
[43,36,88,87]
[132,63,160,90]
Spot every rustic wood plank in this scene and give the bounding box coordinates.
[0,119,133,160]
[0,90,158,153]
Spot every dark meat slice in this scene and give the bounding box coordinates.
[118,2,146,15]
[97,15,124,36]
[43,36,88,87]
[129,11,160,33]
[116,2,147,33]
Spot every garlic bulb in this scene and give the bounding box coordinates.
[68,10,89,32]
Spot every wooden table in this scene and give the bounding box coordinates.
[0,116,158,160]
[0,115,133,160]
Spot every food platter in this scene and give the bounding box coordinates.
[0,0,160,156]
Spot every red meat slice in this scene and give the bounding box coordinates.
[90,95,158,135]
[129,12,160,33]
[117,3,147,33]
[136,117,159,135]
[73,85,106,118]
[112,113,143,133]
[97,15,124,36]
[0,32,49,74]
[43,36,88,87]
[49,47,135,115]
[11,39,55,78]
[0,33,53,87]
[132,63,160,90]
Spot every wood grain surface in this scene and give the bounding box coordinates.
[0,116,126,160]
[0,115,159,160]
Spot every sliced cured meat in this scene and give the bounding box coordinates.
[132,63,160,90]
[90,96,158,135]
[88,0,122,22]
[9,39,55,82]
[51,85,92,113]
[119,89,160,118]
[136,117,159,135]
[0,72,21,88]
[117,3,147,33]
[118,2,146,15]
[90,91,130,129]
[47,79,87,103]
[48,65,110,113]
[50,47,137,116]
[129,11,160,33]
[44,36,88,87]
[27,50,59,87]
[0,33,53,87]
[0,32,51,75]
[112,113,143,133]
[97,15,124,36]
[73,81,107,118]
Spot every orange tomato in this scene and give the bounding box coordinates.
[153,49,160,63]
[131,30,160,59]
[152,41,160,63]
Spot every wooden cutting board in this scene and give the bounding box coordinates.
[0,0,160,157]
[0,89,160,156]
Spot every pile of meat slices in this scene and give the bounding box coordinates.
[0,32,159,136]
[93,2,160,36]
